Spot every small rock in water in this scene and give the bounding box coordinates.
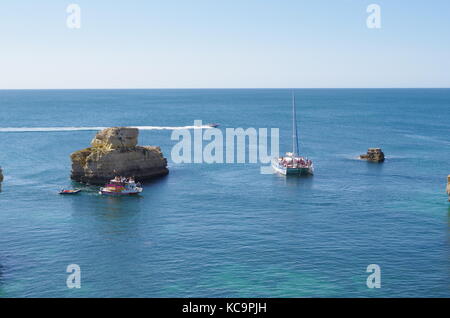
[359,148,385,163]
[0,167,3,191]
[446,175,450,202]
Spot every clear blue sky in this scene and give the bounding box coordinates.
[0,0,449,88]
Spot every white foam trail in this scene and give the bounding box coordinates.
[403,134,450,146]
[134,125,213,131]
[0,125,213,132]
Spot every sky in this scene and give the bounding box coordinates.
[0,0,449,89]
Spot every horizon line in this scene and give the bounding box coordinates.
[1,87,450,90]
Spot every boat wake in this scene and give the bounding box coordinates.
[403,134,450,146]
[0,125,213,132]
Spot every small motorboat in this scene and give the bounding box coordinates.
[59,189,81,195]
[99,177,143,196]
[207,123,219,128]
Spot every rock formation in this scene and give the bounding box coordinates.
[360,148,385,163]
[0,167,3,191]
[70,127,168,185]
[446,175,450,202]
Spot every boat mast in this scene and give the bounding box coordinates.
[292,93,299,156]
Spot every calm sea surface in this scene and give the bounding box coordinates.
[0,89,449,297]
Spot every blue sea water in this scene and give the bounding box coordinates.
[0,89,449,297]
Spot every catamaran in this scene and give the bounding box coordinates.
[272,94,314,176]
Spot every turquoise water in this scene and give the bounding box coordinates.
[0,89,449,297]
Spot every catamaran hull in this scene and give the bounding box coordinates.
[272,162,314,176]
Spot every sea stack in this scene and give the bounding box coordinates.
[446,175,450,202]
[70,127,169,185]
[359,148,385,163]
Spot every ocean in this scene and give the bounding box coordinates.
[0,89,449,297]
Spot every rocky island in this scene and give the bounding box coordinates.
[70,127,168,185]
[359,148,385,163]
[447,175,450,202]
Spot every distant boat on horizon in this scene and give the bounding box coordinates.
[272,94,314,176]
